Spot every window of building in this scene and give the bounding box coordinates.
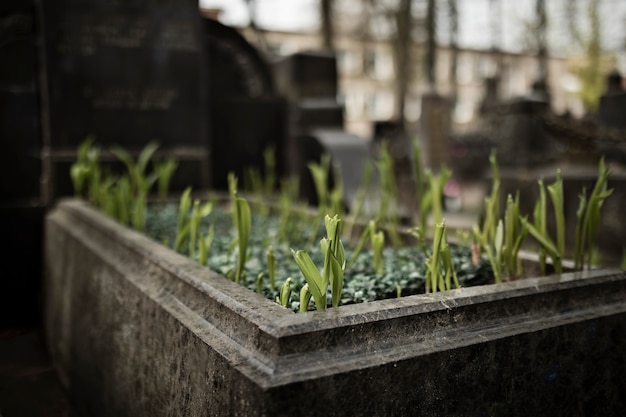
[364,48,394,80]
[457,53,474,84]
[337,49,362,76]
[366,90,393,120]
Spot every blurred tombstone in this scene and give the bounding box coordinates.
[419,93,451,171]
[206,18,288,190]
[373,120,416,221]
[0,1,44,326]
[494,97,553,168]
[598,70,626,131]
[273,51,344,177]
[40,0,210,202]
[298,130,372,210]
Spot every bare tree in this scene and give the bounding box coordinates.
[535,0,549,95]
[395,0,413,127]
[321,0,335,50]
[425,0,437,92]
[448,0,459,104]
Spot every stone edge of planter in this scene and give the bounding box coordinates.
[45,198,626,393]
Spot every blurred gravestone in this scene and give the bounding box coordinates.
[273,51,344,178]
[40,0,209,202]
[0,1,44,326]
[420,93,451,170]
[598,70,626,131]
[273,51,376,209]
[205,18,287,190]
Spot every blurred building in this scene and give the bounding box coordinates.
[231,25,579,139]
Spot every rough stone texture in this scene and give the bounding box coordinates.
[46,200,626,417]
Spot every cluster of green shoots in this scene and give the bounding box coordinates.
[73,137,618,314]
[70,138,177,231]
[173,187,215,266]
[474,150,614,280]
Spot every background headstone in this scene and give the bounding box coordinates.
[206,18,287,189]
[0,1,43,327]
[40,0,209,202]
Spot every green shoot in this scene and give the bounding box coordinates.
[198,223,215,266]
[174,187,192,253]
[278,177,299,243]
[344,160,373,240]
[292,214,346,310]
[277,277,292,308]
[299,284,312,312]
[574,158,613,270]
[233,197,251,284]
[154,159,178,202]
[308,154,331,210]
[502,193,527,279]
[376,142,402,248]
[372,228,385,275]
[188,199,213,259]
[347,220,373,269]
[412,137,427,232]
[292,249,326,310]
[256,273,264,294]
[426,220,459,292]
[266,245,277,291]
[426,165,452,226]
[263,146,277,194]
[325,215,346,307]
[547,170,565,258]
[227,173,252,283]
[522,217,561,273]
[533,179,548,274]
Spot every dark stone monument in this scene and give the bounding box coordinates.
[39,0,209,202]
[272,51,377,210]
[0,1,44,327]
[419,93,451,170]
[598,70,626,131]
[205,18,287,190]
[273,51,344,180]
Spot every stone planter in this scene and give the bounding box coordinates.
[45,199,626,417]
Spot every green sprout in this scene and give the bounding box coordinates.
[256,272,264,294]
[266,245,277,291]
[522,176,564,275]
[188,199,213,260]
[263,146,277,194]
[228,173,252,284]
[426,220,459,292]
[426,165,452,226]
[574,157,613,270]
[174,187,193,253]
[299,284,312,312]
[277,277,292,308]
[111,142,160,231]
[277,177,300,243]
[198,223,215,267]
[347,220,384,275]
[292,214,345,310]
[503,193,528,279]
[308,154,331,210]
[376,142,402,248]
[345,160,373,240]
[154,159,178,202]
[412,137,427,233]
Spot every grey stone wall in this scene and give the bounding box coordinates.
[46,200,626,416]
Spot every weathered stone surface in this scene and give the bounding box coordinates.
[46,200,626,416]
